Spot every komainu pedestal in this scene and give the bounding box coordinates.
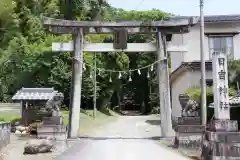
[173,94,204,149]
[173,117,204,148]
[37,92,66,140]
[37,111,66,140]
[202,119,240,160]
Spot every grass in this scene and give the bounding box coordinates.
[0,114,20,122]
[0,108,119,135]
[62,109,119,134]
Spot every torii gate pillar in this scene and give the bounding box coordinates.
[156,31,174,137]
[68,29,84,138]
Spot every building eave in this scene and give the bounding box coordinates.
[170,14,240,23]
[170,61,212,85]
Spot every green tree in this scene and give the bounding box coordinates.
[0,0,171,114]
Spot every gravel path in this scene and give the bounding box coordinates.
[56,116,191,160]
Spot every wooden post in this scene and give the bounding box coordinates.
[68,29,84,138]
[93,53,97,118]
[200,0,207,126]
[24,101,28,126]
[20,100,23,118]
[156,31,173,137]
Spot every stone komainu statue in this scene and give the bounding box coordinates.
[179,94,200,117]
[45,92,64,112]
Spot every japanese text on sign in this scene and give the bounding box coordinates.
[212,52,230,119]
[217,57,229,111]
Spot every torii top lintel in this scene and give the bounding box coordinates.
[42,16,199,34]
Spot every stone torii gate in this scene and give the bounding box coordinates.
[42,16,198,138]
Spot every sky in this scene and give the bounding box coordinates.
[107,0,240,16]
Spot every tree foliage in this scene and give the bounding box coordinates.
[0,0,169,113]
[185,87,237,106]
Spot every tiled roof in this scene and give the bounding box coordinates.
[170,61,212,84]
[12,88,58,100]
[170,14,240,23]
[204,15,240,22]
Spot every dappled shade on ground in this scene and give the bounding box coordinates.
[145,120,161,126]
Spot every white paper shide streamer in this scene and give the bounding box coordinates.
[150,65,154,71]
[128,73,132,82]
[118,72,122,79]
[137,69,141,75]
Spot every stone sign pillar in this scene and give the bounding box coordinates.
[212,51,230,119]
[202,51,240,159]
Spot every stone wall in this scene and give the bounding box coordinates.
[0,122,11,150]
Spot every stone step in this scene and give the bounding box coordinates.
[205,131,240,143]
[174,125,205,133]
[207,120,238,132]
[176,117,201,125]
[37,125,66,133]
[173,133,202,149]
[202,140,240,157]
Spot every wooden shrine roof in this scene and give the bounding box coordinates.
[12,88,61,101]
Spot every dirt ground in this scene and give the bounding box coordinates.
[0,134,79,160]
[134,115,201,159]
[0,115,201,160]
[57,115,191,160]
[0,109,117,160]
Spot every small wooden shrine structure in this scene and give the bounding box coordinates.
[12,88,63,126]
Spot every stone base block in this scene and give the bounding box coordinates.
[202,156,240,160]
[43,116,62,125]
[37,132,67,140]
[207,120,238,132]
[52,111,62,117]
[37,125,66,133]
[174,125,205,133]
[205,131,240,143]
[202,140,240,157]
[37,125,66,141]
[177,117,201,125]
[173,133,202,149]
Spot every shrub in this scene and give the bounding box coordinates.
[185,87,237,106]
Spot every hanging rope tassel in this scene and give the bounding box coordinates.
[150,64,154,71]
[128,73,132,82]
[118,72,122,79]
[98,69,101,76]
[83,63,86,70]
[147,70,150,78]
[109,73,112,82]
[137,69,141,75]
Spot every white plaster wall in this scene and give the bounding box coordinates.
[171,70,213,118]
[170,22,240,72]
[170,51,185,72]
[169,34,187,72]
